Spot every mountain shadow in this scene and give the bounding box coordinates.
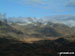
[0,36,75,56]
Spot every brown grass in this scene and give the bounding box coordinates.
[20,37,58,43]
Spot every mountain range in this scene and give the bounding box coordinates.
[6,15,75,27]
[43,15,75,27]
[0,14,75,56]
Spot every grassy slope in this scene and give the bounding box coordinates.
[11,23,75,38]
[0,21,23,39]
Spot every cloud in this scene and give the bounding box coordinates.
[8,0,75,11]
[9,0,47,6]
[66,0,75,7]
[9,0,56,9]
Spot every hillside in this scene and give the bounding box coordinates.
[0,35,75,56]
[11,22,75,38]
[49,23,75,35]
[0,20,23,39]
[1,17,75,38]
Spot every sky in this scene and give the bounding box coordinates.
[0,0,75,18]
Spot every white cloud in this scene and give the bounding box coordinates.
[66,0,75,7]
[8,0,75,10]
[9,0,55,9]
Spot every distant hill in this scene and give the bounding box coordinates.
[48,23,75,35]
[7,15,75,27]
[0,20,23,39]
[1,14,75,38]
[11,22,75,38]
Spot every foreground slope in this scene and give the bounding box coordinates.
[0,35,75,56]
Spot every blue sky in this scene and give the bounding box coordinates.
[0,0,75,17]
